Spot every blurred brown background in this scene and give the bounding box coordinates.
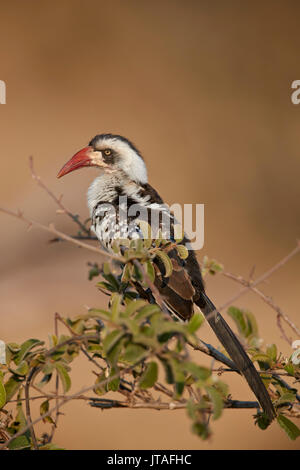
[0,0,299,449]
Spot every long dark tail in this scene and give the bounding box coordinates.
[198,292,275,421]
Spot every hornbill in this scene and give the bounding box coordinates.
[57,133,275,420]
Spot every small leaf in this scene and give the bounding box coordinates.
[275,392,296,406]
[4,376,23,401]
[187,312,204,334]
[245,311,258,338]
[111,293,121,323]
[227,307,247,337]
[160,358,174,384]
[108,366,120,391]
[266,344,277,362]
[122,344,146,364]
[94,372,108,396]
[40,399,54,423]
[205,386,224,420]
[8,435,31,450]
[55,363,71,393]
[144,260,155,283]
[7,343,21,354]
[139,362,158,389]
[40,399,49,416]
[0,378,6,409]
[255,412,272,430]
[121,263,132,282]
[124,299,147,317]
[284,363,295,376]
[251,353,272,364]
[175,244,189,260]
[155,250,173,277]
[103,330,125,356]
[277,414,300,440]
[135,304,161,321]
[15,339,44,365]
[183,362,211,381]
[10,360,29,377]
[39,443,65,450]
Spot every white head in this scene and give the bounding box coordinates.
[57,133,148,185]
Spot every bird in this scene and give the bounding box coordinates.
[57,133,275,421]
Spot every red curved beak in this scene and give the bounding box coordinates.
[57,146,93,178]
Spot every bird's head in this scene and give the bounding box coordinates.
[57,134,148,185]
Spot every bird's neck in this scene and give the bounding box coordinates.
[87,171,148,216]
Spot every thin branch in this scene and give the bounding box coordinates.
[88,398,260,411]
[218,244,300,314]
[29,156,90,235]
[222,270,299,341]
[0,207,122,262]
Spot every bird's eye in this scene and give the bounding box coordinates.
[104,149,112,156]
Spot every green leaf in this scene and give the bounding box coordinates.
[284,363,295,376]
[9,360,29,377]
[255,412,272,430]
[7,342,21,354]
[122,344,147,364]
[202,257,224,276]
[0,377,6,409]
[175,244,189,260]
[187,312,204,334]
[266,344,277,362]
[88,266,100,280]
[275,392,296,406]
[245,311,258,338]
[155,250,173,277]
[40,399,54,423]
[124,299,147,317]
[277,414,300,440]
[39,443,65,450]
[227,307,247,337]
[160,358,174,384]
[169,359,185,398]
[186,399,197,419]
[135,304,161,321]
[205,386,224,420]
[40,399,49,416]
[139,362,158,389]
[94,372,108,396]
[8,434,31,450]
[15,339,44,365]
[121,263,132,282]
[251,353,272,364]
[107,366,120,391]
[183,362,211,381]
[144,260,156,282]
[192,421,210,440]
[4,376,23,401]
[55,363,71,393]
[111,293,121,323]
[103,330,125,356]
